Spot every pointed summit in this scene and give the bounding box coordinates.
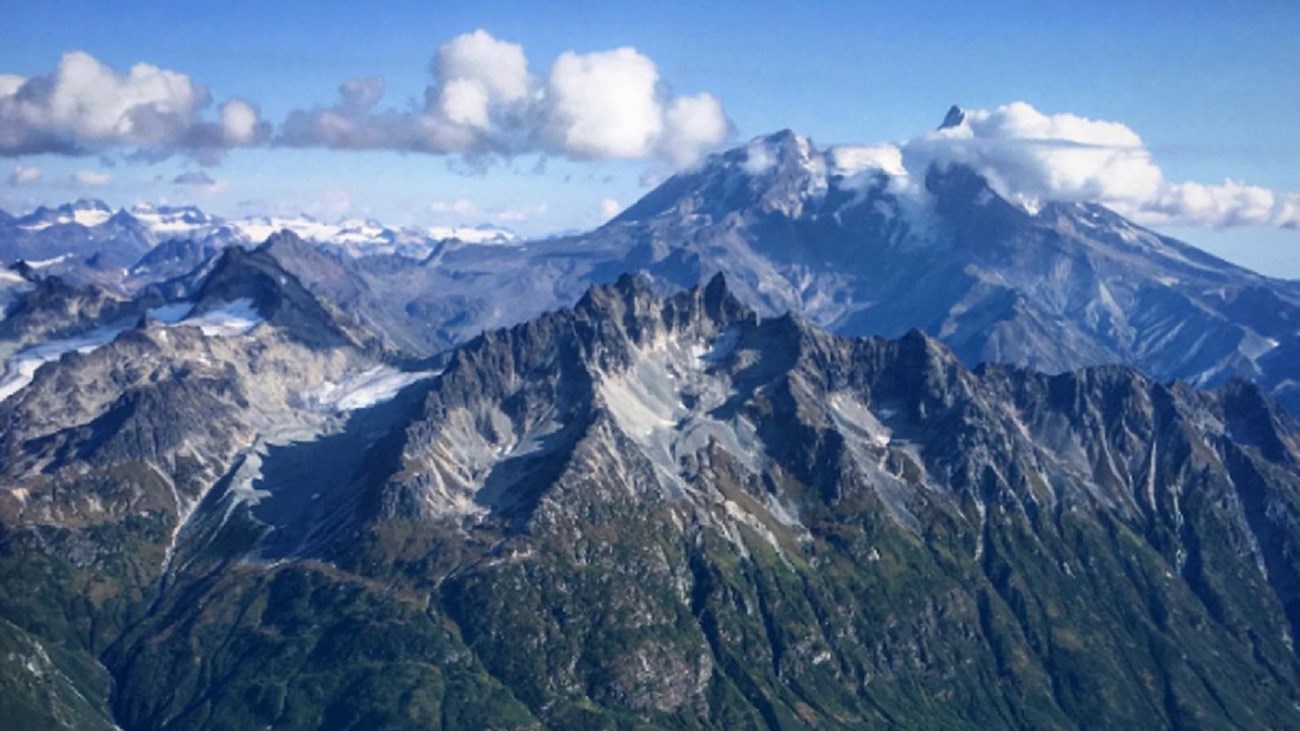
[191,245,360,349]
[939,104,966,130]
[752,128,813,163]
[759,128,805,147]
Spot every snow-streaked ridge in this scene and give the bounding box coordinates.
[0,325,130,403]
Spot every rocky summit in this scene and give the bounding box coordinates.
[3,265,1300,729]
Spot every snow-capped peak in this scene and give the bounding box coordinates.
[128,203,218,237]
[14,199,114,230]
[427,223,518,245]
[738,129,815,176]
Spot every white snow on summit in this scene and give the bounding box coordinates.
[229,216,344,245]
[427,225,518,245]
[227,215,516,257]
[129,204,217,237]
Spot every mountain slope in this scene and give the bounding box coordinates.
[348,274,1300,727]
[7,274,1300,728]
[0,246,451,729]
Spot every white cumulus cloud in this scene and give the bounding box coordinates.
[857,101,1300,230]
[1276,194,1300,229]
[660,93,730,167]
[219,98,261,146]
[434,29,530,107]
[2,35,727,170]
[545,48,663,159]
[281,30,730,167]
[0,51,266,162]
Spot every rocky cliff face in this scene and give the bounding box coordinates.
[6,272,1298,729]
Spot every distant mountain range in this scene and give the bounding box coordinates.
[0,198,517,290]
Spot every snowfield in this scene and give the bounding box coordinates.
[0,298,265,404]
[311,365,438,412]
[0,325,129,402]
[172,299,264,336]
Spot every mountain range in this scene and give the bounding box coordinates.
[6,116,1298,414]
[3,115,1300,729]
[0,198,517,291]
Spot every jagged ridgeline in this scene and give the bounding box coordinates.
[3,267,1300,729]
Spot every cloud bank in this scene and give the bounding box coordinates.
[281,30,730,166]
[892,102,1299,229]
[0,32,733,167]
[0,52,268,164]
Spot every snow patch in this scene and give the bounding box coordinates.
[130,206,214,236]
[72,209,111,227]
[172,298,263,336]
[0,324,128,402]
[146,302,193,324]
[231,217,341,244]
[224,449,270,514]
[1239,330,1281,360]
[311,365,437,412]
[25,253,73,269]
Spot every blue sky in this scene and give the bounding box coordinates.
[2,1,1298,274]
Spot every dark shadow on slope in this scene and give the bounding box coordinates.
[473,417,589,532]
[251,380,430,559]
